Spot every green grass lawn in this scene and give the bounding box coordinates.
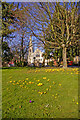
[2,67,78,118]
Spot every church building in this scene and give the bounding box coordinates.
[28,36,45,66]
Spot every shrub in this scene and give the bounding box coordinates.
[49,61,54,67]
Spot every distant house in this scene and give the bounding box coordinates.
[73,56,80,64]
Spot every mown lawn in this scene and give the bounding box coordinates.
[2,67,78,118]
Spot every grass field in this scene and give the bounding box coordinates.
[2,67,78,118]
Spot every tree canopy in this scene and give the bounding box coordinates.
[2,2,15,42]
[23,2,79,67]
[2,2,80,67]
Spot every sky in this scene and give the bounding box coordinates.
[2,0,79,2]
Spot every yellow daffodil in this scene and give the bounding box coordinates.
[38,92,41,94]
[43,77,46,79]
[72,99,74,102]
[44,92,47,94]
[29,81,32,84]
[13,83,15,85]
[37,83,43,86]
[40,92,43,95]
[38,91,43,95]
[59,83,61,86]
[53,81,55,84]
[46,88,49,91]
[36,80,40,82]
[37,80,40,82]
[32,82,34,84]
[76,72,78,74]
[26,78,28,80]
[16,82,19,84]
[47,79,50,82]
[10,81,12,83]
[20,85,23,87]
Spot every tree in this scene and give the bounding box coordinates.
[2,2,17,65]
[22,2,79,68]
[47,2,79,68]
[12,3,31,63]
[2,2,15,42]
[2,41,13,64]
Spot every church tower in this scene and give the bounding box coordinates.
[28,36,33,65]
[29,36,33,56]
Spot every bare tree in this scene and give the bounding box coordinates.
[8,2,79,68]
[22,2,79,68]
[11,3,31,63]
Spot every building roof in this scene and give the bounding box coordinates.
[34,48,43,54]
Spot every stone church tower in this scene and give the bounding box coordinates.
[28,36,33,56]
[28,36,34,65]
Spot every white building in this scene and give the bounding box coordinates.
[28,36,45,66]
[73,56,80,64]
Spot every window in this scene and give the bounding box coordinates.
[42,54,43,57]
[30,49,31,52]
[36,54,40,57]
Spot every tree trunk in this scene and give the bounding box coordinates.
[62,46,67,68]
[21,36,24,62]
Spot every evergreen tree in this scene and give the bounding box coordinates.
[2,41,13,64]
[2,2,15,42]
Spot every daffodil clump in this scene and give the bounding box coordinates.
[29,81,34,84]
[47,79,50,82]
[38,91,43,95]
[35,70,40,73]
[37,83,43,86]
[36,80,40,82]
[9,77,34,88]
[43,77,46,79]
[44,68,79,74]
[38,91,47,95]
[26,78,29,80]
